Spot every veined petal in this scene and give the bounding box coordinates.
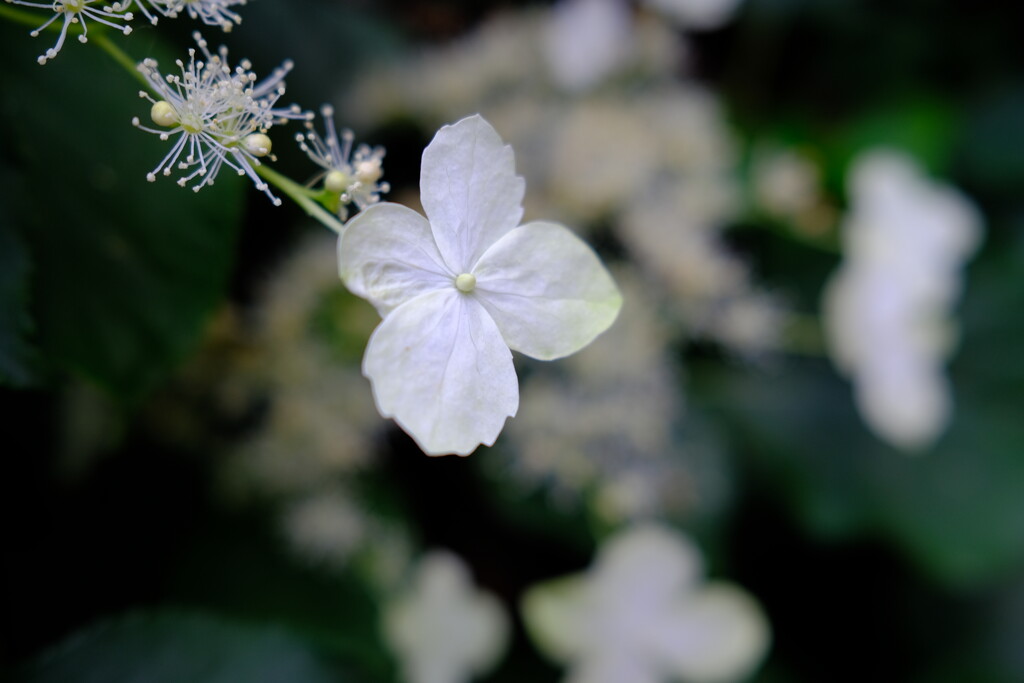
[339,203,453,317]
[362,289,518,456]
[473,222,622,360]
[653,583,771,683]
[420,115,526,273]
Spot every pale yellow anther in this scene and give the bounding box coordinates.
[356,159,383,185]
[150,101,179,127]
[244,133,273,157]
[455,273,477,293]
[325,169,350,194]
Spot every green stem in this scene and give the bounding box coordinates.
[92,31,149,89]
[257,164,346,234]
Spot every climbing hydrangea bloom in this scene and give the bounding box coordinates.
[823,150,982,451]
[7,0,134,65]
[339,115,622,456]
[110,0,246,28]
[522,524,770,683]
[132,32,308,205]
[384,551,509,683]
[296,104,390,220]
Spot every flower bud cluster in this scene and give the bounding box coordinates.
[112,0,246,30]
[7,0,246,64]
[132,32,311,205]
[7,0,135,65]
[296,105,391,220]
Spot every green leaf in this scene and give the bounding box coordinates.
[693,251,1024,587]
[0,26,245,402]
[0,164,40,387]
[16,611,350,683]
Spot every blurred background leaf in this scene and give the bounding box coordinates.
[15,610,352,683]
[0,23,244,403]
[0,168,40,387]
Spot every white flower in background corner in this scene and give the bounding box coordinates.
[542,0,744,91]
[823,150,982,452]
[543,0,632,92]
[7,0,134,65]
[523,525,770,683]
[384,551,509,683]
[339,115,622,456]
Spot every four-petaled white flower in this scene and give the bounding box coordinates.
[339,114,622,456]
[384,551,509,683]
[7,0,134,65]
[823,149,982,451]
[522,524,770,683]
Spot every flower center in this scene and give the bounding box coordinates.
[455,273,476,293]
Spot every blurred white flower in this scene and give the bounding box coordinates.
[544,0,632,92]
[752,147,821,221]
[9,0,134,65]
[542,0,741,90]
[823,149,983,451]
[280,488,366,569]
[384,552,509,683]
[340,114,621,456]
[504,268,704,523]
[523,524,770,683]
[549,99,660,220]
[132,32,308,205]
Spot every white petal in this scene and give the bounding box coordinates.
[420,115,526,273]
[362,289,518,456]
[567,654,662,683]
[543,0,632,92]
[339,203,453,317]
[473,221,622,360]
[592,524,704,601]
[653,583,771,683]
[385,552,510,683]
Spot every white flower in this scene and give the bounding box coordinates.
[339,115,621,456]
[823,150,982,451]
[543,0,632,92]
[7,0,134,65]
[132,32,308,205]
[295,105,390,220]
[542,0,742,90]
[384,551,509,683]
[523,524,770,683]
